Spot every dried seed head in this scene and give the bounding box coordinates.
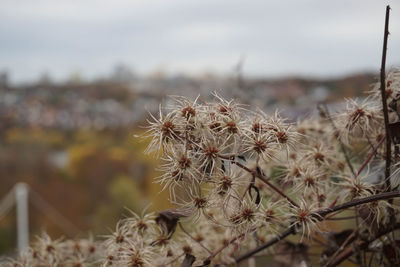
[115,235,124,244]
[170,169,184,182]
[337,161,345,171]
[253,140,267,153]
[155,235,169,246]
[219,105,230,115]
[193,197,207,209]
[264,209,275,222]
[225,121,238,134]
[162,120,175,137]
[182,245,193,254]
[209,122,221,131]
[297,209,311,222]
[386,88,393,98]
[318,194,326,203]
[129,254,144,267]
[136,221,148,231]
[46,245,55,253]
[276,131,288,143]
[297,128,306,134]
[241,208,255,221]
[304,176,315,187]
[73,242,81,252]
[349,183,363,197]
[89,245,96,253]
[351,108,365,121]
[194,234,204,242]
[314,152,325,162]
[229,214,242,225]
[178,156,191,169]
[181,106,196,119]
[291,167,300,177]
[204,146,219,158]
[252,122,262,133]
[218,176,232,194]
[166,249,174,257]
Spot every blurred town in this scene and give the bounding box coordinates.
[0,65,377,253]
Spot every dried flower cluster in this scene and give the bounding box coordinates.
[3,69,400,267]
[2,233,102,267]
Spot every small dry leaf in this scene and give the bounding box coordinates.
[249,184,261,205]
[155,208,191,239]
[181,253,196,267]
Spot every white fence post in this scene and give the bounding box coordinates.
[15,183,29,252]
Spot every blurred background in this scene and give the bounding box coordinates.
[1,0,400,255]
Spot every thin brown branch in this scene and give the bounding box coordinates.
[235,226,296,263]
[164,252,185,266]
[202,229,250,265]
[328,222,400,266]
[356,135,386,177]
[323,230,357,267]
[178,222,213,255]
[219,155,299,207]
[319,103,356,176]
[380,5,392,190]
[316,191,400,217]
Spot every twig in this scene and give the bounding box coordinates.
[356,135,386,177]
[178,222,213,255]
[319,103,356,176]
[164,252,185,266]
[380,5,392,190]
[203,229,250,265]
[323,230,357,267]
[235,226,296,263]
[328,222,400,266]
[316,191,400,217]
[219,155,299,207]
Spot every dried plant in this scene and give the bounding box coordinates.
[3,5,400,267]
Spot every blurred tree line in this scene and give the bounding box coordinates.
[0,127,170,254]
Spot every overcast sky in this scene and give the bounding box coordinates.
[1,0,400,83]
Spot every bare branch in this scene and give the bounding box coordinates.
[318,104,356,176]
[178,222,213,255]
[219,155,299,207]
[380,5,392,190]
[235,226,296,263]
